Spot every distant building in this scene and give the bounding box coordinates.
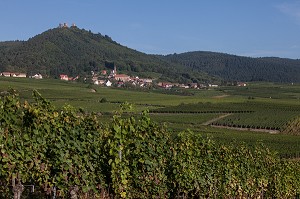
[14,73,26,78]
[73,76,79,81]
[59,23,69,28]
[60,74,69,81]
[114,74,131,82]
[158,82,174,88]
[237,82,247,87]
[1,72,12,77]
[188,83,198,89]
[92,76,98,82]
[208,84,218,87]
[105,80,112,87]
[140,78,153,83]
[98,80,105,85]
[31,74,43,79]
[1,72,26,78]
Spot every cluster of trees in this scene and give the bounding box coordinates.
[0,90,300,198]
[161,51,300,83]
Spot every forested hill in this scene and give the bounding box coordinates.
[161,51,300,83]
[0,27,213,83]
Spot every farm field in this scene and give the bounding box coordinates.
[0,77,300,157]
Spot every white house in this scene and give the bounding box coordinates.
[237,82,247,87]
[1,72,11,77]
[105,80,112,87]
[31,74,43,79]
[208,84,218,87]
[60,74,69,81]
[10,73,26,78]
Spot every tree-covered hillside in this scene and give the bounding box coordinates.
[0,27,213,83]
[161,51,300,83]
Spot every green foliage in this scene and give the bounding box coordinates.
[0,90,107,197]
[0,91,300,198]
[283,116,300,135]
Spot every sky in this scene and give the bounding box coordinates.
[1,0,300,59]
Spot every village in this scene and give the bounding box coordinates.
[0,66,247,89]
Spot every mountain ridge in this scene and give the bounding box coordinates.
[160,51,300,82]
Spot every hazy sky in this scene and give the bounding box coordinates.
[1,0,300,59]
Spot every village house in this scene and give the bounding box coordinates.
[237,82,247,87]
[94,80,99,85]
[188,83,198,89]
[73,76,79,81]
[15,73,27,78]
[94,79,105,85]
[105,80,112,87]
[114,74,131,82]
[117,81,125,87]
[98,80,105,85]
[92,76,98,82]
[1,72,12,77]
[158,82,174,89]
[208,84,219,87]
[30,74,43,79]
[101,70,107,75]
[179,84,189,89]
[68,76,77,81]
[140,78,153,84]
[198,84,207,88]
[60,74,69,81]
[1,72,26,78]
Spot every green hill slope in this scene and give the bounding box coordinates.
[161,51,300,83]
[0,27,213,83]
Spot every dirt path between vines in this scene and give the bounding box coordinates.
[202,113,232,125]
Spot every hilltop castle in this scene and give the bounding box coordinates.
[58,23,77,28]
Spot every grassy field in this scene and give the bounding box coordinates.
[1,77,299,157]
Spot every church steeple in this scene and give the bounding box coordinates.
[114,65,117,75]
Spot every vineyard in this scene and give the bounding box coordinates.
[212,111,299,130]
[1,78,300,157]
[151,101,300,131]
[1,90,300,198]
